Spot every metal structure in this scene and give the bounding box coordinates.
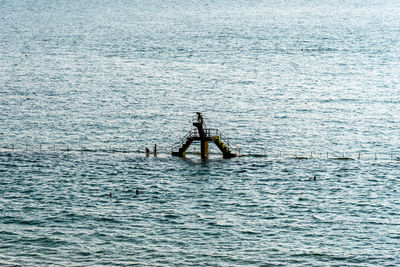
[171,113,239,159]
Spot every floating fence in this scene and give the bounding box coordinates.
[246,151,400,162]
[1,143,400,162]
[0,144,146,154]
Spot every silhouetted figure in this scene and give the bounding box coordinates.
[154,144,157,157]
[136,189,139,195]
[109,192,112,197]
[313,176,317,181]
[145,147,150,157]
[196,112,204,125]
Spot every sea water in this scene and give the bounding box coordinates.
[1,0,400,265]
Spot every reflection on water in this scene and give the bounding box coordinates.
[1,0,400,265]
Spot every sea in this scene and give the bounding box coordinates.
[1,0,400,266]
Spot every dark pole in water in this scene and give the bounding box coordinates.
[193,112,209,160]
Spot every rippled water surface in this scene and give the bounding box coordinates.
[1,0,400,266]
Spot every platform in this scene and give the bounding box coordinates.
[171,113,239,159]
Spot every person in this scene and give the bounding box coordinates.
[196,112,204,125]
[154,144,157,157]
[145,147,150,157]
[136,189,139,195]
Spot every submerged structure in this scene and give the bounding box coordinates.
[172,113,239,159]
